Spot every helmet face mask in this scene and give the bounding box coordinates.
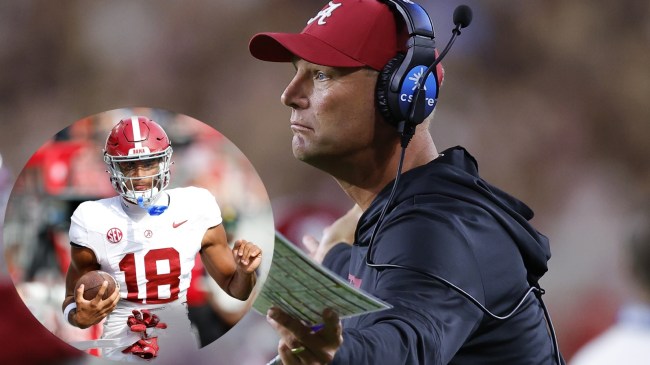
[105,153,172,205]
[104,116,173,206]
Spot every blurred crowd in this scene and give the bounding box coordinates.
[0,0,648,364]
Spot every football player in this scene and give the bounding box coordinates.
[61,116,262,361]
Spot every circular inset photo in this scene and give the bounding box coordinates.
[2,108,274,362]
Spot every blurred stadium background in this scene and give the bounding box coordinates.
[0,0,648,364]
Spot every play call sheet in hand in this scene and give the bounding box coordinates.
[253,232,391,326]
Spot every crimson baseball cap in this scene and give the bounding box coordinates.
[249,0,407,71]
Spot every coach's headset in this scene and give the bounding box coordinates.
[376,0,441,145]
[367,2,564,364]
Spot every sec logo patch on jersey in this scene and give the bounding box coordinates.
[106,227,123,244]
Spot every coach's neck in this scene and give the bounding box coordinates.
[334,128,438,211]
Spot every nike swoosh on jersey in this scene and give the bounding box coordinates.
[172,220,188,228]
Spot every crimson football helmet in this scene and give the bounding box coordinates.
[104,116,173,206]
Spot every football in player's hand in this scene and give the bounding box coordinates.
[75,270,118,300]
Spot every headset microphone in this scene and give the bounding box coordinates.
[453,4,473,28]
[404,4,473,146]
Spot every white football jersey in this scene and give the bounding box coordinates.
[69,186,222,360]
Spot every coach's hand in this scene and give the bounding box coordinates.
[73,281,120,329]
[268,307,342,365]
[303,204,362,263]
[233,239,262,274]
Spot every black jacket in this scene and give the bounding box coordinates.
[323,146,561,364]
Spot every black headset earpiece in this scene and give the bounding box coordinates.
[376,53,406,125]
[376,0,440,130]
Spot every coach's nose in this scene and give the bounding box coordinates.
[281,61,310,110]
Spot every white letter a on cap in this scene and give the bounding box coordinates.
[308,1,342,25]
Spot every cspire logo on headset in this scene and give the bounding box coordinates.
[398,65,438,117]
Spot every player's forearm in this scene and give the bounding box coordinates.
[62,295,75,311]
[62,295,91,329]
[70,312,93,329]
[226,270,257,300]
[62,295,77,327]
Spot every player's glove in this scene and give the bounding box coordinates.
[121,337,160,359]
[127,309,167,332]
[123,310,167,359]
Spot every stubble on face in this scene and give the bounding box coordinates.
[288,64,380,169]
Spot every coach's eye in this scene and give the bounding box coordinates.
[314,71,330,81]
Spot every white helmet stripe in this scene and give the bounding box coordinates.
[130,116,143,149]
